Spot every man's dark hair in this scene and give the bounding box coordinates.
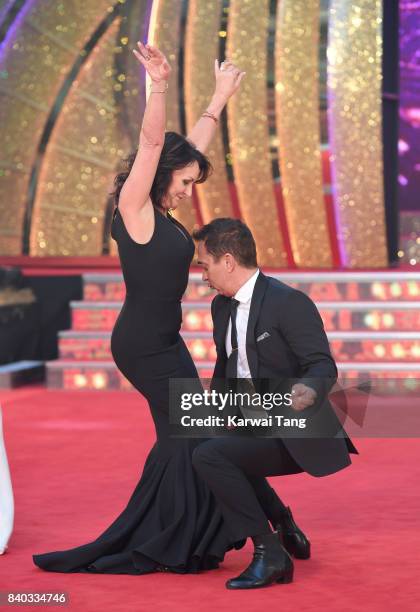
[193,218,258,268]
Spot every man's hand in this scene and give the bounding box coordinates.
[291,384,317,411]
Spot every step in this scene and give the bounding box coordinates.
[58,330,217,362]
[70,301,420,333]
[46,359,420,391]
[46,360,215,390]
[58,330,420,363]
[82,271,420,303]
[0,360,45,389]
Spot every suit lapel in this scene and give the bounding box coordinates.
[213,296,231,358]
[246,272,269,381]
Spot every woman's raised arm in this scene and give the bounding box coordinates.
[187,59,245,154]
[118,42,171,215]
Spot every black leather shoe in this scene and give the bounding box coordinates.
[275,506,310,560]
[226,532,294,590]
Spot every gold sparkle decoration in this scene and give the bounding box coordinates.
[107,0,152,255]
[148,0,198,232]
[328,0,387,267]
[226,0,286,266]
[184,0,234,222]
[30,18,129,255]
[0,0,121,255]
[275,0,332,268]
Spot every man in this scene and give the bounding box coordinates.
[192,218,357,589]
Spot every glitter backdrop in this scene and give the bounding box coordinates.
[328,0,387,267]
[399,0,420,212]
[0,0,390,268]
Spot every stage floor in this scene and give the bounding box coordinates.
[1,386,419,612]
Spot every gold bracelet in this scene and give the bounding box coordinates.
[202,110,218,124]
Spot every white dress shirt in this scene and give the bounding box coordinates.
[225,269,260,378]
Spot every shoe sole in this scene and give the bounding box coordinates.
[226,571,294,589]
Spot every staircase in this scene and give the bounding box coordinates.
[47,271,420,391]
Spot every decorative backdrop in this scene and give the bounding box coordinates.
[0,0,388,267]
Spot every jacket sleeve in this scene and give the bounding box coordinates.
[278,289,337,400]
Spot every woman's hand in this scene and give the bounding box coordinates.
[133,41,171,83]
[213,59,246,101]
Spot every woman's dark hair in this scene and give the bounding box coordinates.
[193,218,258,268]
[112,131,212,208]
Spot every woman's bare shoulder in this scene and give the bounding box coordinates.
[118,198,156,245]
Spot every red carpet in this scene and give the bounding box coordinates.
[1,386,419,611]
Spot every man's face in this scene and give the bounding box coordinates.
[197,242,233,297]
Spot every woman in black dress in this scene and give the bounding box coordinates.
[33,42,246,574]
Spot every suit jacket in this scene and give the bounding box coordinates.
[211,271,358,477]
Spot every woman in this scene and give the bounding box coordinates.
[33,42,245,574]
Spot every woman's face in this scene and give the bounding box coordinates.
[162,161,201,211]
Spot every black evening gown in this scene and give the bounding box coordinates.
[33,206,243,574]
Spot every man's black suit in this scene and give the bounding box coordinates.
[192,271,357,542]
